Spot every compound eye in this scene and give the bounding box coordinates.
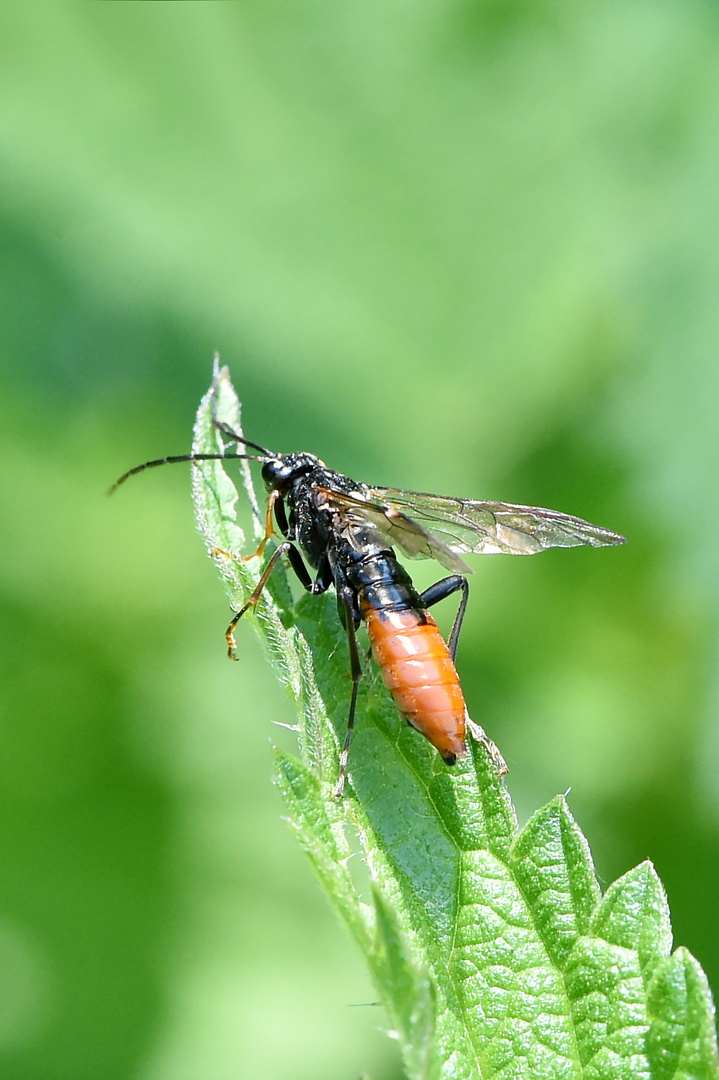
[261,460,279,486]
[261,458,291,491]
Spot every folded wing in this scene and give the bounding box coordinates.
[317,482,625,573]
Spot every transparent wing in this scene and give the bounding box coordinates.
[315,485,472,572]
[316,483,625,573]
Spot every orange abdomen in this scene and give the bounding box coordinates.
[364,607,467,764]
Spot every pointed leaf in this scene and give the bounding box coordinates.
[647,947,719,1080]
[189,368,719,1080]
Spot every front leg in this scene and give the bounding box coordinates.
[225,540,319,658]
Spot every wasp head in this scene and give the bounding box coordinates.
[261,452,323,494]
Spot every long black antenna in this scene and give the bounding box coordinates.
[211,420,271,457]
[108,450,269,495]
[109,361,276,494]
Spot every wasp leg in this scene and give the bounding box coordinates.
[225,539,316,657]
[421,576,507,775]
[273,495,289,535]
[333,585,363,799]
[241,490,280,563]
[226,541,290,658]
[419,575,469,663]
[270,496,331,595]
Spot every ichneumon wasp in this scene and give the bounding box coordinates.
[112,378,625,797]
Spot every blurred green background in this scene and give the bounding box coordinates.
[1,2,718,1077]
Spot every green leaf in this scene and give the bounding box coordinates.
[647,948,719,1080]
[191,368,719,1080]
